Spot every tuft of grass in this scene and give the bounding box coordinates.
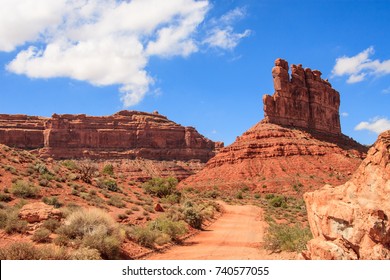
[56,208,122,259]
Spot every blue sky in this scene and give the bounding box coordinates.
[0,0,389,146]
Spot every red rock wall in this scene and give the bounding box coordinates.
[0,114,45,149]
[263,59,341,135]
[304,130,390,259]
[0,111,218,162]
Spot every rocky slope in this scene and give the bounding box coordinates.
[180,59,367,194]
[0,110,220,162]
[303,130,390,259]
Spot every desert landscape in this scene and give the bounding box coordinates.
[0,58,388,260]
[0,1,389,262]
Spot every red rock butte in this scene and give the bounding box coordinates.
[180,58,367,194]
[0,110,222,162]
[263,58,341,135]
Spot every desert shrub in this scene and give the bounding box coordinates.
[39,178,50,187]
[161,193,181,204]
[97,179,119,192]
[42,218,61,232]
[78,160,98,183]
[62,160,78,170]
[131,206,140,211]
[117,213,128,220]
[129,226,160,248]
[82,234,121,259]
[254,193,261,199]
[108,195,126,208]
[235,191,244,199]
[264,223,312,253]
[183,207,203,229]
[0,242,42,260]
[42,196,62,208]
[70,247,102,260]
[2,210,28,234]
[31,228,51,243]
[102,164,114,176]
[142,177,178,198]
[0,192,13,202]
[148,217,187,241]
[269,195,287,208]
[204,190,219,199]
[265,193,275,200]
[56,208,122,259]
[34,163,50,175]
[10,180,40,198]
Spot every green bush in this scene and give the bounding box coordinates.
[42,218,61,232]
[108,195,126,208]
[31,228,51,243]
[102,164,114,176]
[264,223,312,253]
[10,180,40,198]
[148,217,187,241]
[62,160,78,170]
[42,196,62,208]
[183,207,203,229]
[1,210,28,234]
[142,177,178,198]
[269,196,287,208]
[129,226,160,248]
[97,179,119,192]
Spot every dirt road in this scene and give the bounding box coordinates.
[147,202,272,260]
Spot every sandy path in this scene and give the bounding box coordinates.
[147,202,268,260]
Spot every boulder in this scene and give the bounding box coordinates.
[18,202,62,223]
[304,130,390,259]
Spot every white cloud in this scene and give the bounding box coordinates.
[355,117,390,134]
[332,46,390,83]
[341,112,349,117]
[0,0,67,52]
[1,0,249,107]
[203,7,251,50]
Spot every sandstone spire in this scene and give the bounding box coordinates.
[263,58,341,135]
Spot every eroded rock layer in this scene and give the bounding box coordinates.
[263,58,341,135]
[179,58,367,194]
[180,122,365,195]
[304,130,390,260]
[0,111,219,162]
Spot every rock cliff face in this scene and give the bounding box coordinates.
[0,114,45,149]
[180,59,366,194]
[263,58,341,135]
[304,130,390,259]
[0,111,218,162]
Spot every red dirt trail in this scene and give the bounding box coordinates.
[146,202,296,260]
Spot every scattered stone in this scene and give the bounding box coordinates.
[19,202,62,223]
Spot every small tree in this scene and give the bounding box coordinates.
[78,160,98,184]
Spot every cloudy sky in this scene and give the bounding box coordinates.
[0,0,389,145]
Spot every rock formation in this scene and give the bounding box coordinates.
[263,58,341,135]
[0,111,219,162]
[303,130,390,259]
[179,59,367,194]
